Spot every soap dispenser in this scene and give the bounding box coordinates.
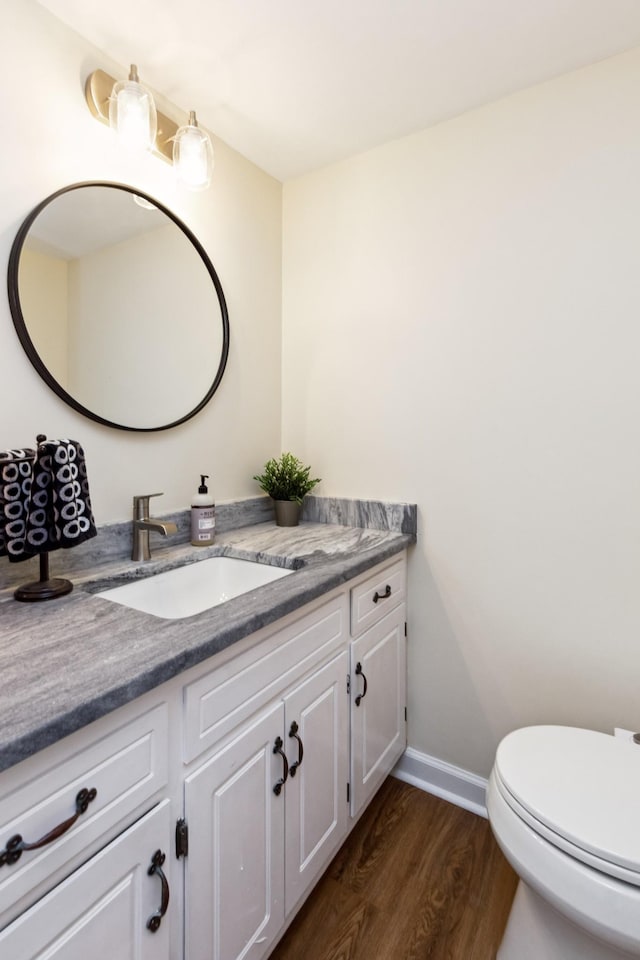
[191,475,215,546]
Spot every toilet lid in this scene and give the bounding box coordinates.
[494,725,640,879]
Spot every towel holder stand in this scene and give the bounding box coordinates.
[13,433,74,603]
[14,551,73,602]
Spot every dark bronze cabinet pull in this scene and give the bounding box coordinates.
[373,584,391,603]
[355,662,368,706]
[147,849,170,932]
[0,787,98,868]
[273,736,289,795]
[288,721,304,777]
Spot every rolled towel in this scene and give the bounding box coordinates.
[0,448,36,562]
[24,439,97,554]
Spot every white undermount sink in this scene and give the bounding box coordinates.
[96,556,293,620]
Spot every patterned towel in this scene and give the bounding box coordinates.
[23,439,97,555]
[0,448,36,562]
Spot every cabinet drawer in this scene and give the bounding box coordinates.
[184,594,347,763]
[0,701,169,928]
[350,557,406,637]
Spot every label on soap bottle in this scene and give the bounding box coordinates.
[191,506,215,544]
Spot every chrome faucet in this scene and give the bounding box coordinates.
[132,493,178,562]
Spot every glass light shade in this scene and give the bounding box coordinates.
[108,65,157,152]
[173,112,214,190]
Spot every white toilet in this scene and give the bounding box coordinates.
[487,725,640,959]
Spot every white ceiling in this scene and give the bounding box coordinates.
[37,0,640,181]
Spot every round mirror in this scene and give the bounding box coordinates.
[7,182,229,431]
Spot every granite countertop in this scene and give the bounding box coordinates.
[0,508,415,775]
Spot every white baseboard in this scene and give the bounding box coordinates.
[392,746,488,818]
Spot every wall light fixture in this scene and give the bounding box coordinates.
[85,65,214,190]
[108,64,157,152]
[173,111,214,190]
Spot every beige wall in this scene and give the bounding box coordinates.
[0,1,282,522]
[282,48,640,776]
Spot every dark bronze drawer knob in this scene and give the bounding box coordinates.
[373,585,391,603]
[289,720,304,777]
[147,849,170,932]
[0,787,98,868]
[273,736,289,795]
[355,662,368,706]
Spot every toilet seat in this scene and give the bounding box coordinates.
[494,725,640,886]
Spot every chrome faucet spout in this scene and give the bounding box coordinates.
[132,493,177,561]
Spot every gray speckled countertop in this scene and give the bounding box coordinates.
[0,509,415,774]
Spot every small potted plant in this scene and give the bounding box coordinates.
[253,452,321,527]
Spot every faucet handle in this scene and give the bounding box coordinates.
[133,492,163,518]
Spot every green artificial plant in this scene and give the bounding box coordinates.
[253,452,321,505]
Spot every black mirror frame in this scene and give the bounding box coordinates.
[7,181,230,432]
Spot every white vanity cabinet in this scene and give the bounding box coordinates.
[0,549,408,960]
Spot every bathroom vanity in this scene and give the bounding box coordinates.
[0,515,412,960]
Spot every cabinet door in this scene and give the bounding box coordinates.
[350,605,406,818]
[283,650,349,916]
[0,800,172,960]
[184,701,286,960]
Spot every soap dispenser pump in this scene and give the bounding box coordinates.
[191,474,215,546]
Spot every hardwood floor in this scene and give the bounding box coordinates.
[269,777,518,960]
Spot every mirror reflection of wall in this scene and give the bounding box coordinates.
[19,246,69,386]
[11,184,229,431]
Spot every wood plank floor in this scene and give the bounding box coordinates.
[269,777,518,960]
